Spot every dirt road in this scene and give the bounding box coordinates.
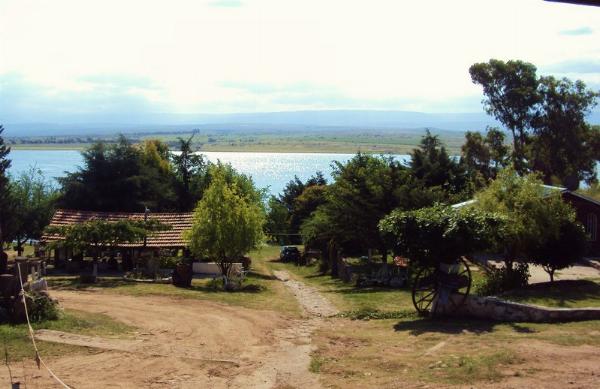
[5,289,325,388]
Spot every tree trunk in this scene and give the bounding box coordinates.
[16,238,23,256]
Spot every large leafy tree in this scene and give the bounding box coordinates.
[379,204,504,267]
[469,59,540,173]
[58,136,177,212]
[301,153,436,260]
[474,168,584,276]
[4,167,59,255]
[46,219,169,260]
[470,59,599,187]
[186,168,265,285]
[530,76,599,189]
[265,172,326,240]
[461,127,509,187]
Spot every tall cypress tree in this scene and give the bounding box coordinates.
[0,125,12,248]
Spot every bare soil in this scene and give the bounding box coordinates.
[2,290,321,388]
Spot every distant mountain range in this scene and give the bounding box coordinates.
[3,109,600,137]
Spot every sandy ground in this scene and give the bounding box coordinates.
[3,289,325,388]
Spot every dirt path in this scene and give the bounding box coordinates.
[273,270,338,318]
[1,286,332,389]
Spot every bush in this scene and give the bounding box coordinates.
[27,292,61,322]
[475,263,530,296]
[159,256,181,269]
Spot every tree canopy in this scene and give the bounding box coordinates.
[470,59,599,188]
[379,204,504,266]
[45,219,170,259]
[3,167,58,255]
[58,136,177,212]
[186,167,265,280]
[474,168,585,277]
[301,153,436,258]
[0,125,11,246]
[409,130,468,200]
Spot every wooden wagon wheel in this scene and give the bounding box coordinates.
[411,265,438,316]
[439,257,472,314]
[411,257,472,317]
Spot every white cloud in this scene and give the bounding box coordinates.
[0,0,599,120]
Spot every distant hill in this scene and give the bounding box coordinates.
[3,109,599,137]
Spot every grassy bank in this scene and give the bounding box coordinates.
[0,309,134,362]
[47,245,301,317]
[9,130,465,154]
[265,252,600,387]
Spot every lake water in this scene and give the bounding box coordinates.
[8,150,409,196]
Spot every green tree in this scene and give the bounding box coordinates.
[186,170,265,286]
[58,136,178,212]
[301,153,435,260]
[5,167,59,255]
[45,219,169,261]
[529,76,599,189]
[171,133,207,211]
[474,168,581,276]
[461,127,509,187]
[470,59,599,186]
[409,130,468,199]
[529,219,587,282]
[379,204,504,267]
[469,59,540,172]
[0,125,11,248]
[265,195,290,241]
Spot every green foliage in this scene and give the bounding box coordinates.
[470,59,599,187]
[529,220,587,282]
[159,255,182,269]
[379,204,504,266]
[336,309,416,321]
[27,292,61,322]
[45,219,170,256]
[474,168,581,271]
[186,167,265,280]
[302,153,436,257]
[265,195,291,240]
[58,136,178,212]
[3,167,58,254]
[266,172,327,240]
[530,76,599,189]
[469,59,541,173]
[171,133,207,211]
[409,130,468,199]
[0,125,11,244]
[460,127,509,188]
[474,263,530,296]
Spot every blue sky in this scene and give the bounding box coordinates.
[1,0,599,123]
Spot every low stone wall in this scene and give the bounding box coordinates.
[192,262,242,276]
[452,294,600,322]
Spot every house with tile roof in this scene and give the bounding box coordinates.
[41,209,194,264]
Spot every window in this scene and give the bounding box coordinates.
[587,213,598,242]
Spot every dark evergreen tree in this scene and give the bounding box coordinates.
[409,130,468,199]
[0,125,12,248]
[171,133,207,211]
[58,136,177,212]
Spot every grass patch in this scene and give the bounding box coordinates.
[425,351,522,384]
[501,279,600,308]
[267,260,414,312]
[47,246,302,317]
[309,354,325,373]
[0,309,134,362]
[336,309,417,321]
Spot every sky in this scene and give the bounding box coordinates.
[1,0,599,123]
